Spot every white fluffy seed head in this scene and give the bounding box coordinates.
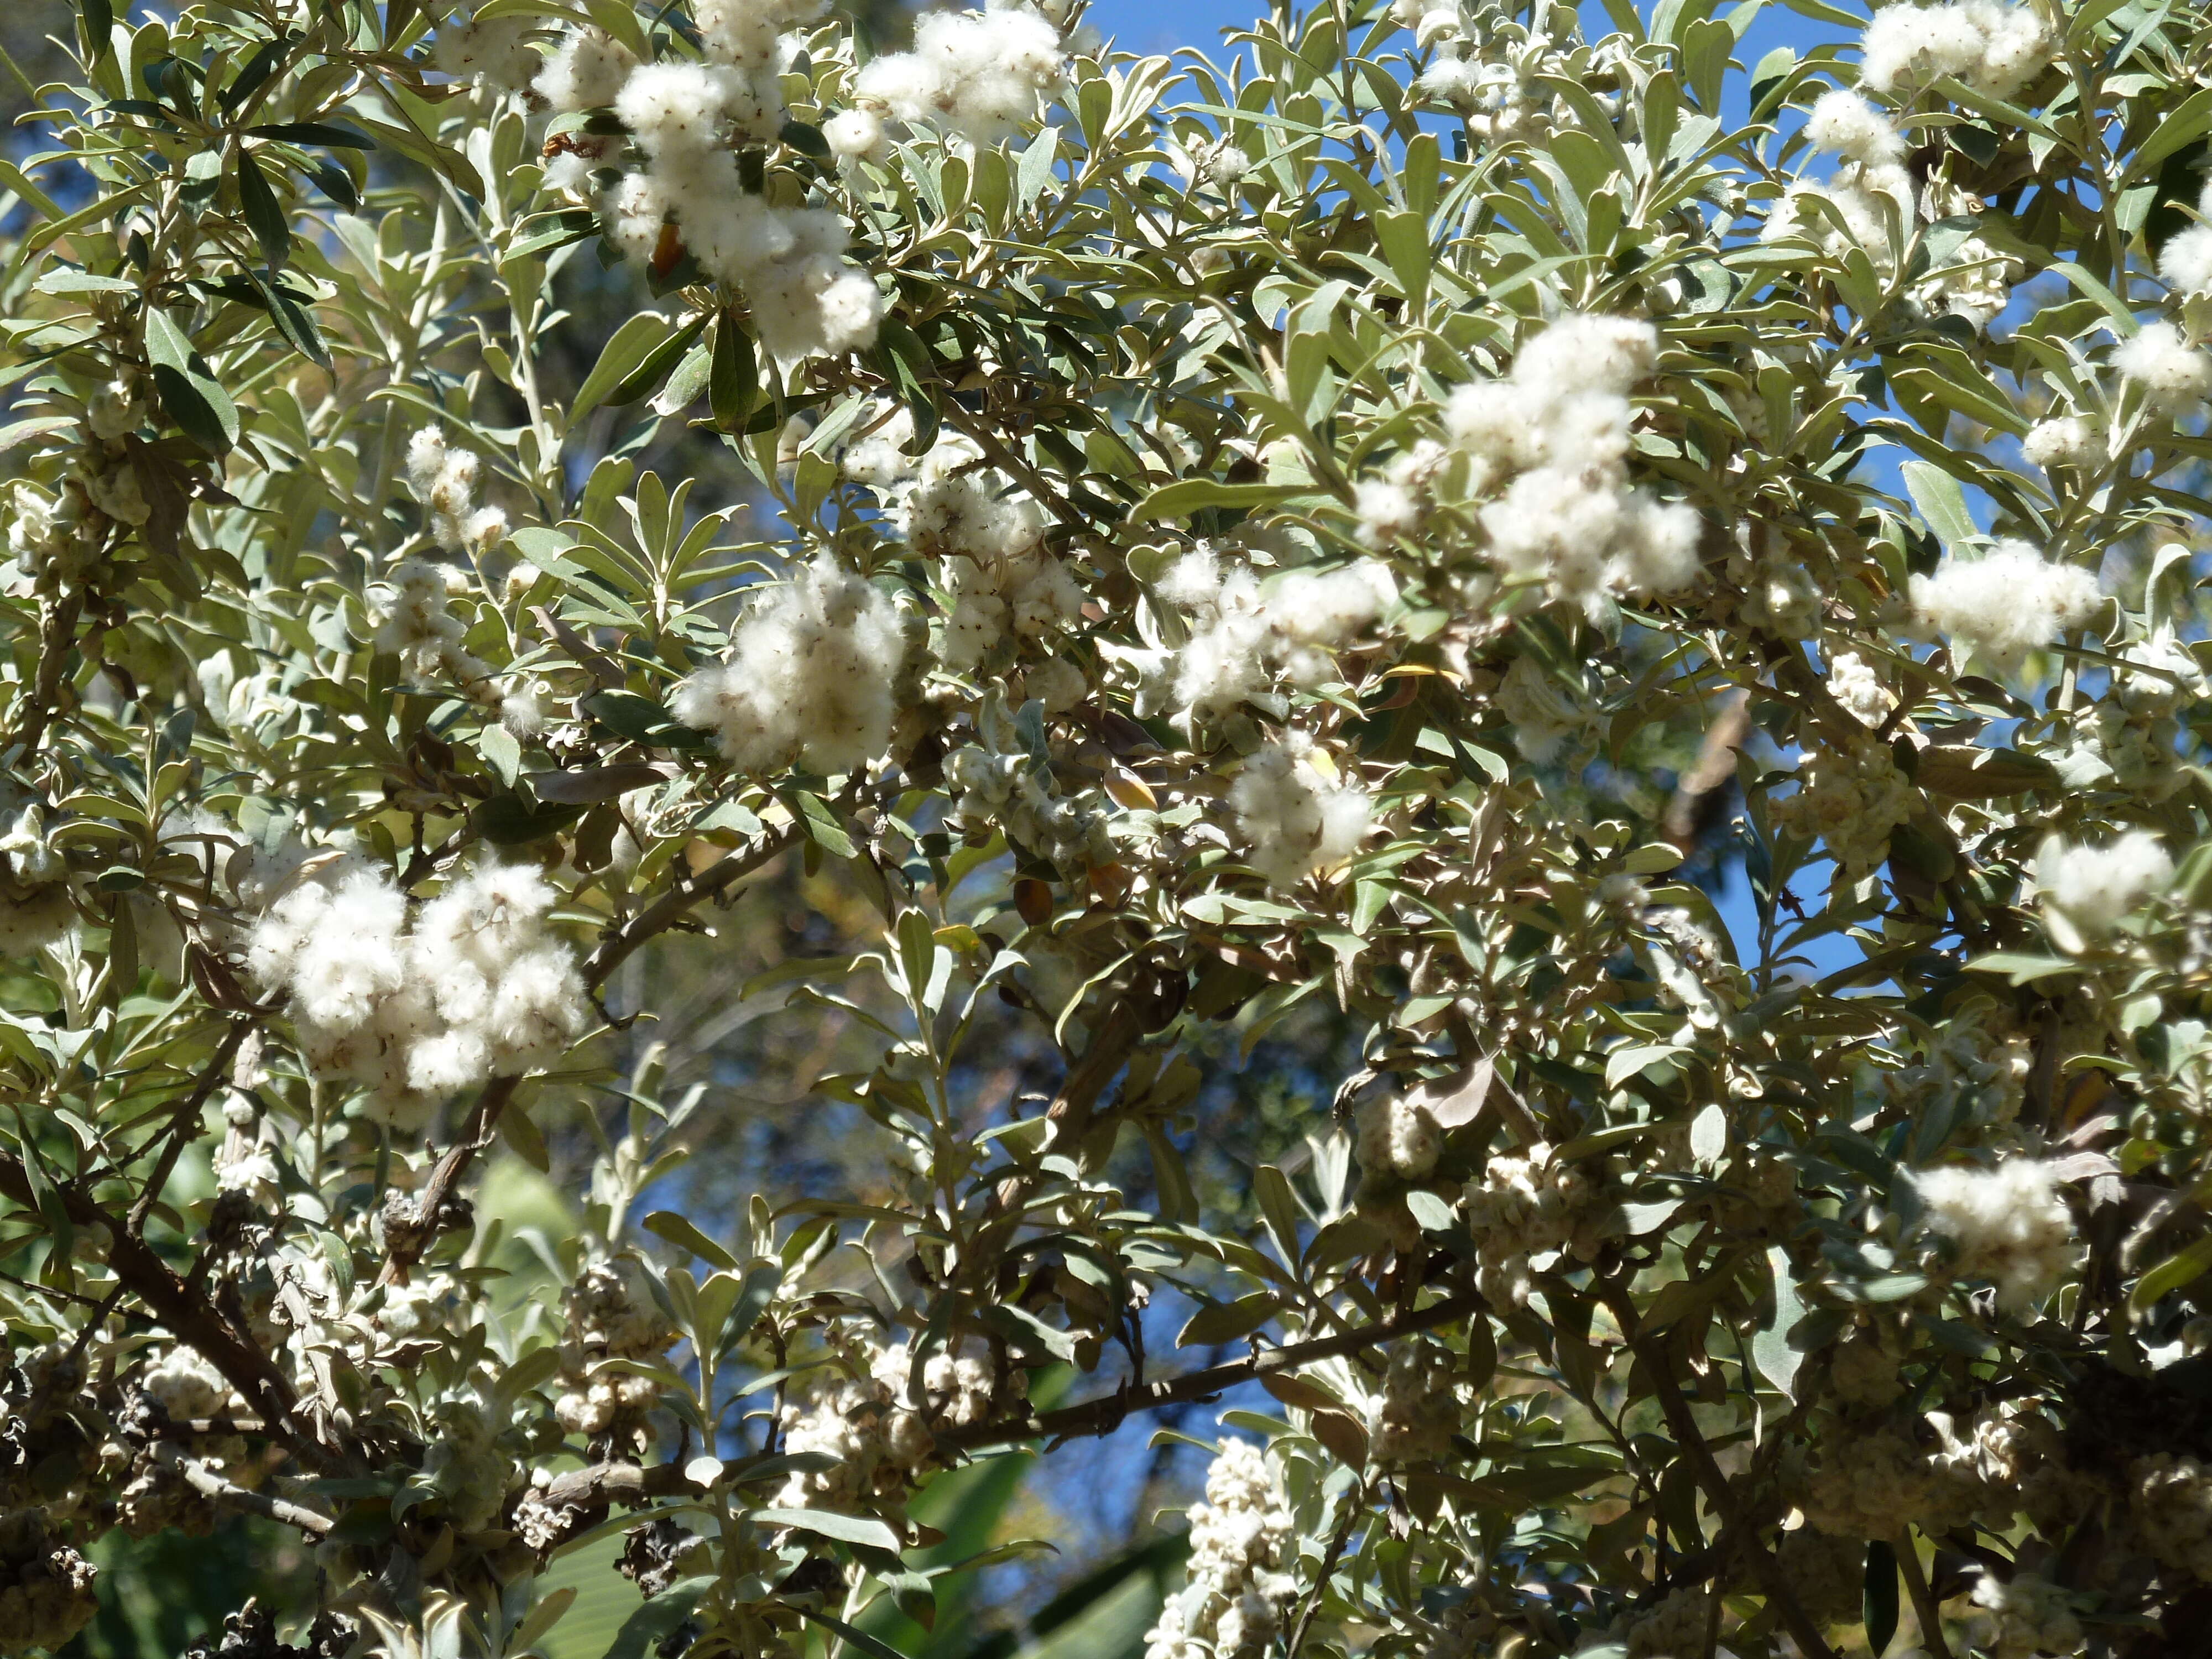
[1906,541,2102,675]
[2036,831,2172,947]
[1912,1157,2077,1310]
[1804,89,1904,165]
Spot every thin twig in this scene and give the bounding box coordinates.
[1286,1481,1363,1659]
[0,1154,325,1463]
[582,820,805,987]
[127,1019,254,1234]
[4,589,85,758]
[945,1291,1484,1451]
[1596,1283,1838,1659]
[1895,1531,1954,1659]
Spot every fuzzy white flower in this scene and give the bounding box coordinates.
[671,555,907,775]
[2159,225,2212,299]
[2115,321,2212,413]
[853,4,1066,147]
[1913,1157,2077,1310]
[1907,541,2101,675]
[824,108,888,161]
[1859,1,2046,100]
[1825,649,1895,727]
[246,858,589,1128]
[1227,735,1369,890]
[1803,89,1903,165]
[431,11,540,90]
[2035,830,2172,948]
[1155,550,1393,728]
[533,27,635,111]
[1441,314,1701,609]
[2020,414,2101,471]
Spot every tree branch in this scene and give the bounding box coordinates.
[1895,1531,1954,1659]
[1597,1284,1838,1659]
[1041,995,1147,1148]
[149,1441,333,1536]
[4,588,85,758]
[0,1154,325,1463]
[944,1290,1484,1452]
[582,820,804,989]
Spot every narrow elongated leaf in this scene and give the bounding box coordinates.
[236,148,289,267]
[710,313,756,430]
[247,121,376,148]
[1863,1541,1899,1656]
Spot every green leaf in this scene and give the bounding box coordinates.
[753,1507,902,1552]
[711,313,757,431]
[572,311,686,422]
[2133,87,2212,178]
[778,118,830,159]
[789,791,857,859]
[1898,458,1978,550]
[796,1608,914,1659]
[77,0,113,59]
[472,795,585,846]
[1129,479,1308,522]
[872,318,941,453]
[143,307,239,453]
[1863,1540,1898,1657]
[608,311,711,410]
[2129,1231,2212,1314]
[1965,951,2078,985]
[1176,1291,1278,1347]
[236,149,289,268]
[577,690,713,750]
[643,1210,740,1271]
[508,207,600,261]
[247,122,376,149]
[246,266,328,366]
[605,1577,715,1659]
[1753,1245,1806,1398]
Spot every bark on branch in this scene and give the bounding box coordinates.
[1598,1284,1838,1659]
[150,1441,334,1537]
[0,1155,324,1462]
[944,1290,1486,1452]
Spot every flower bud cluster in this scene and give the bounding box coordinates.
[1144,1439,1300,1659]
[0,795,74,958]
[554,1257,681,1442]
[1367,1345,1461,1462]
[1771,735,1914,879]
[776,1337,997,1510]
[0,1511,97,1657]
[1460,1142,1597,1307]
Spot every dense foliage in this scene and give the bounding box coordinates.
[3,0,2212,1653]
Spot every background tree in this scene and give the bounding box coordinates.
[2,0,2211,1655]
